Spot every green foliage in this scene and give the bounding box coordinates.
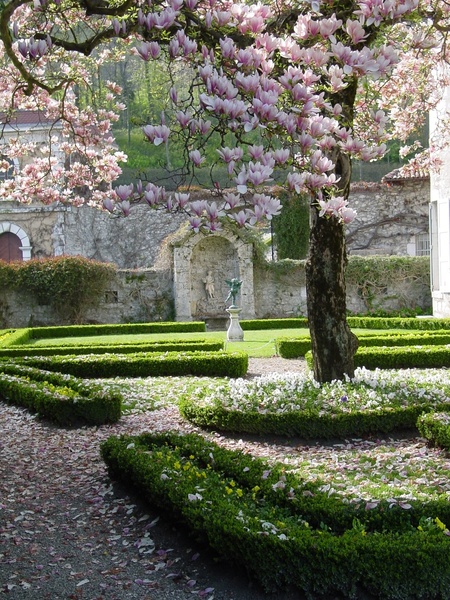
[241,317,309,330]
[0,328,32,347]
[101,431,450,599]
[27,321,206,340]
[304,345,450,370]
[0,362,121,425]
[417,413,450,450]
[16,350,248,378]
[179,388,444,439]
[0,338,223,358]
[0,256,116,324]
[272,192,310,260]
[277,330,450,359]
[347,316,450,330]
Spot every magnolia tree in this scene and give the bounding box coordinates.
[0,0,449,381]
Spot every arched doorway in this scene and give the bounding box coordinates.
[0,232,22,262]
[0,222,32,262]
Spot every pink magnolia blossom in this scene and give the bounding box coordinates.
[189,149,205,167]
[142,124,170,146]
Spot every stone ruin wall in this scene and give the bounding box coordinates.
[0,259,431,329]
[346,180,429,256]
[0,179,431,327]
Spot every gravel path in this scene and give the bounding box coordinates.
[0,359,312,600]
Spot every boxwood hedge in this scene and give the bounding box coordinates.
[101,431,450,600]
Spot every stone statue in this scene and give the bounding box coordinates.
[225,277,242,307]
[203,270,215,299]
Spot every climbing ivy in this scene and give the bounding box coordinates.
[346,255,431,312]
[0,256,116,324]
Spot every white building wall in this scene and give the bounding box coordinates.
[430,81,450,316]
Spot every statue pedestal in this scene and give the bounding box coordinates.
[226,307,244,342]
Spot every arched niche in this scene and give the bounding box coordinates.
[0,222,32,261]
[172,229,255,321]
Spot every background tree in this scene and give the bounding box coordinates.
[273,192,309,260]
[0,0,449,381]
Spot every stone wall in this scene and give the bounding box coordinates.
[0,258,431,329]
[54,205,186,268]
[0,269,174,328]
[0,177,430,268]
[253,258,431,319]
[0,201,186,268]
[346,180,429,256]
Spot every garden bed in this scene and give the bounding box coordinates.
[101,431,450,599]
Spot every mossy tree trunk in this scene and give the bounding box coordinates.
[304,100,359,382]
[305,207,359,382]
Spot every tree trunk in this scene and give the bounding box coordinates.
[305,206,358,383]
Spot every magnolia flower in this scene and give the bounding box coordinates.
[223,192,241,209]
[189,150,205,167]
[217,147,243,163]
[142,124,170,146]
[188,216,202,232]
[134,41,161,61]
[114,184,133,201]
[174,192,190,208]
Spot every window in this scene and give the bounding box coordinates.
[415,233,430,256]
[0,155,16,180]
[105,290,119,304]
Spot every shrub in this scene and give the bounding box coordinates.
[178,368,450,439]
[241,318,308,330]
[277,331,450,359]
[0,256,115,324]
[304,346,450,370]
[27,321,206,340]
[346,317,450,330]
[417,412,450,450]
[0,328,33,347]
[15,350,248,378]
[272,192,309,260]
[180,369,450,439]
[0,365,121,425]
[101,431,450,599]
[353,346,450,369]
[0,339,224,358]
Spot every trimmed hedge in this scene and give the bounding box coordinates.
[346,317,450,330]
[304,346,450,370]
[0,328,33,347]
[179,392,448,439]
[101,431,450,599]
[417,412,450,450]
[0,339,224,358]
[240,317,450,331]
[277,331,450,359]
[276,336,311,358]
[0,363,121,425]
[19,321,207,341]
[13,350,248,378]
[353,346,450,369]
[241,317,308,330]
